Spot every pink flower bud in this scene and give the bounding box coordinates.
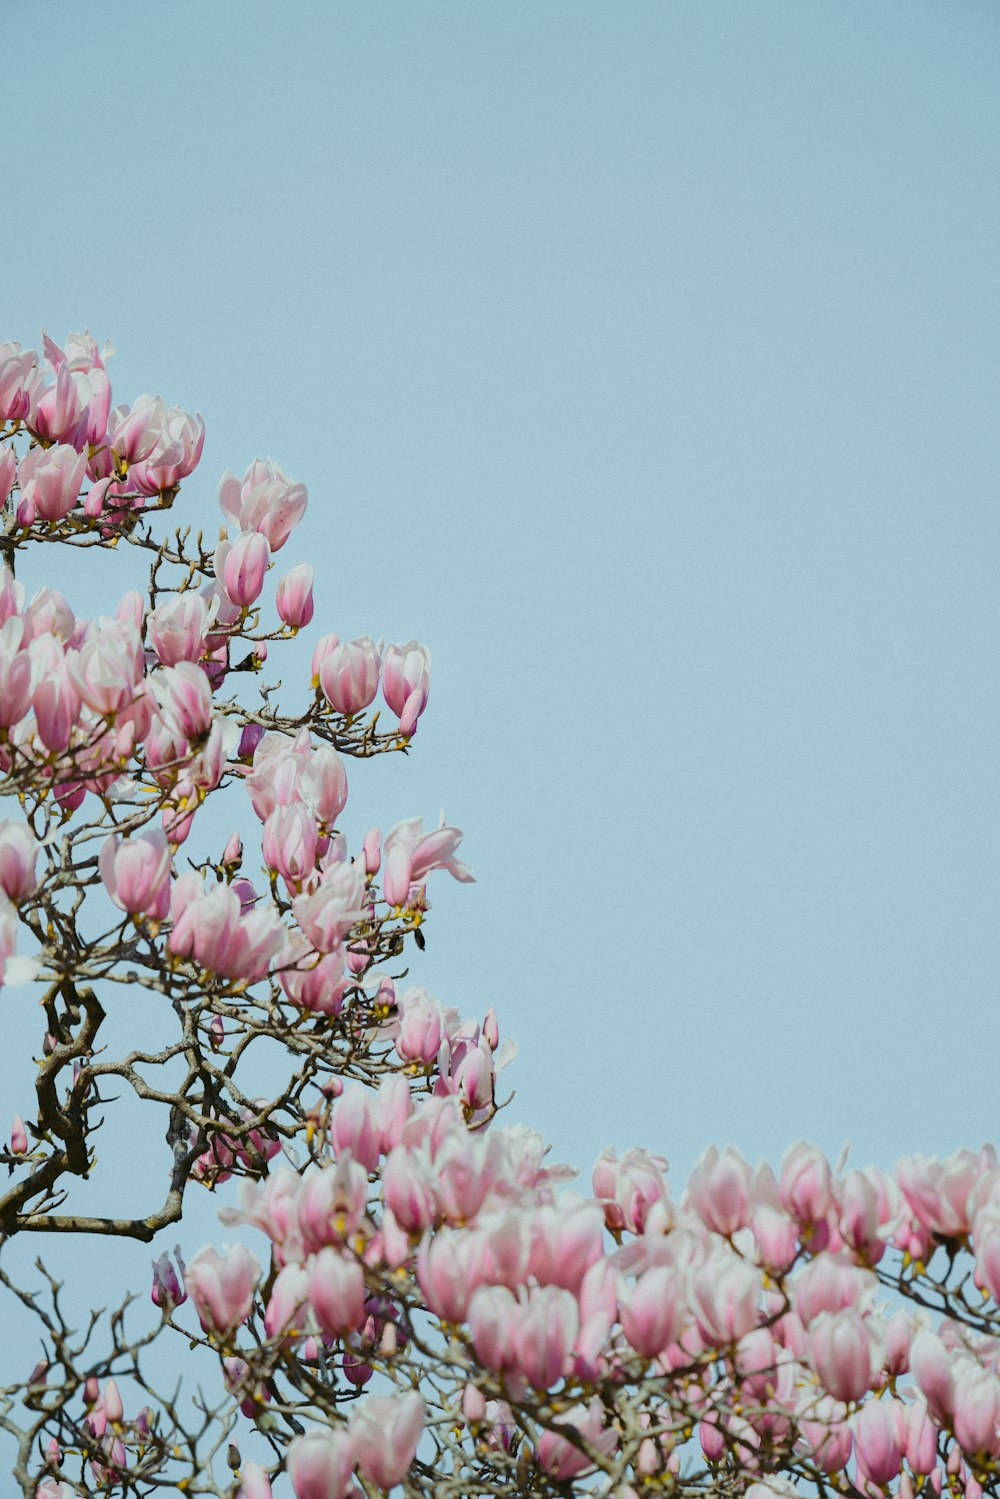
[108,394,165,465]
[381,640,430,736]
[276,563,314,629]
[151,1248,187,1310]
[10,1115,27,1156]
[219,531,271,608]
[151,661,213,742]
[362,826,381,876]
[780,1141,833,1226]
[103,1379,124,1424]
[0,447,15,506]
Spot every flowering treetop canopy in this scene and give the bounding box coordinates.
[0,330,998,1499]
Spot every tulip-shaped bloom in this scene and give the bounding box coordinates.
[350,1392,423,1490]
[151,661,213,743]
[0,447,15,507]
[218,531,271,608]
[31,363,83,445]
[395,991,444,1065]
[237,1464,273,1499]
[262,803,319,892]
[381,640,431,736]
[16,443,88,522]
[329,1086,382,1173]
[308,1247,366,1339]
[951,1362,1000,1458]
[854,1398,903,1487]
[151,1248,187,1310]
[319,636,380,716]
[0,344,40,421]
[31,644,81,754]
[11,1114,27,1155]
[185,1245,261,1338]
[792,1254,876,1326]
[279,939,347,1017]
[0,618,35,730]
[687,1144,752,1235]
[286,1428,355,1499]
[382,813,475,907]
[807,1310,877,1402]
[910,1331,955,1423]
[780,1141,833,1226]
[383,1147,438,1234]
[108,394,165,465]
[974,1204,1000,1303]
[147,592,213,666]
[100,831,172,921]
[512,1286,580,1389]
[276,563,315,629]
[690,1251,763,1346]
[264,1262,312,1340]
[621,1264,686,1358]
[0,820,38,904]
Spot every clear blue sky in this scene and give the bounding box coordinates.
[3,1,998,1211]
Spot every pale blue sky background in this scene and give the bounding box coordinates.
[1,0,997,1285]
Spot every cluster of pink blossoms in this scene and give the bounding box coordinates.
[3,331,996,1499]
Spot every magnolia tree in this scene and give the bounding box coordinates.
[0,331,996,1499]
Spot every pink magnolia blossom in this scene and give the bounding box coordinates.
[286,1428,356,1499]
[185,1244,261,1338]
[129,407,205,494]
[536,1399,616,1480]
[147,592,213,665]
[381,639,431,736]
[99,831,172,921]
[687,1144,752,1235]
[237,1464,273,1499]
[620,1264,686,1358]
[0,820,38,904]
[690,1251,763,1345]
[307,1248,366,1339]
[218,458,308,551]
[218,530,271,608]
[107,395,165,466]
[853,1398,903,1487]
[0,446,16,507]
[382,813,474,907]
[0,618,35,729]
[0,343,40,421]
[276,563,314,629]
[262,803,319,891]
[11,1114,27,1156]
[296,1156,369,1255]
[151,660,214,743]
[17,443,88,522]
[31,362,84,445]
[350,1392,424,1490]
[807,1309,878,1402]
[780,1141,834,1227]
[292,863,367,953]
[319,636,380,716]
[151,1248,186,1310]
